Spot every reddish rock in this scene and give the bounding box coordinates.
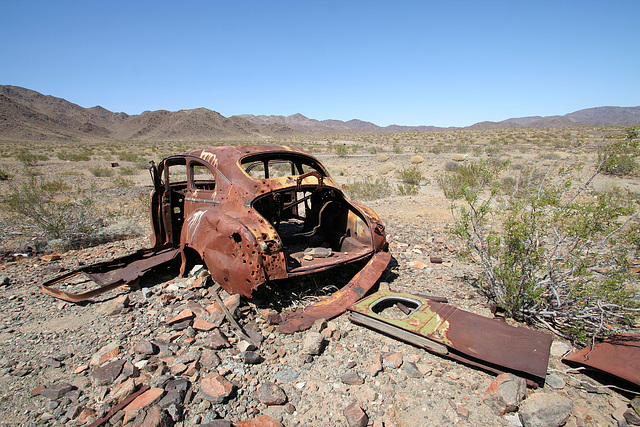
[382,352,403,369]
[134,340,159,355]
[124,387,165,412]
[90,341,121,366]
[200,373,235,403]
[204,329,230,350]
[235,414,283,427]
[256,381,287,405]
[165,309,195,325]
[368,353,383,377]
[91,359,126,386]
[206,294,241,316]
[134,405,173,427]
[343,402,368,427]
[482,373,527,415]
[193,317,217,331]
[341,371,364,385]
[38,382,76,400]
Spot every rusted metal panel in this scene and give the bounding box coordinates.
[563,333,640,388]
[278,250,391,334]
[349,290,552,385]
[40,247,180,303]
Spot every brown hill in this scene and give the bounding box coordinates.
[0,86,296,142]
[1,85,639,142]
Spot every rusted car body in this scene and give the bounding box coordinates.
[41,145,388,309]
[150,145,388,298]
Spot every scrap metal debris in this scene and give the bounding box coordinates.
[563,333,640,389]
[349,290,553,386]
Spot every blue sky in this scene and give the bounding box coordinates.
[1,0,638,127]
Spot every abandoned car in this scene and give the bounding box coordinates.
[42,145,390,329]
[150,145,388,297]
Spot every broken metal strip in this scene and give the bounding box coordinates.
[87,384,150,427]
[208,279,252,342]
[349,290,552,384]
[40,247,180,303]
[278,250,391,334]
[563,333,640,388]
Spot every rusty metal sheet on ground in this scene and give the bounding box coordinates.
[40,246,180,303]
[563,333,640,388]
[349,290,552,384]
[278,250,391,334]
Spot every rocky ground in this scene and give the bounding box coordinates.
[0,149,639,426]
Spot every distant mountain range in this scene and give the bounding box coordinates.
[1,85,638,142]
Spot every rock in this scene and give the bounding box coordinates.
[625,407,640,426]
[302,332,325,355]
[165,309,195,326]
[135,340,159,355]
[240,351,263,365]
[90,342,121,366]
[204,329,230,349]
[341,371,364,385]
[200,349,221,370]
[343,402,368,427]
[91,359,126,386]
[482,373,527,415]
[451,153,466,162]
[39,382,76,400]
[44,357,62,368]
[410,155,424,164]
[206,294,241,317]
[550,341,572,357]
[237,340,257,352]
[256,381,287,405]
[189,264,207,277]
[368,354,383,377]
[311,318,328,333]
[303,247,332,258]
[201,421,234,427]
[133,405,174,426]
[124,388,165,412]
[174,350,201,365]
[544,373,565,389]
[631,397,640,416]
[382,352,403,369]
[518,392,574,427]
[193,317,217,331]
[273,369,299,383]
[200,373,235,403]
[403,361,423,378]
[101,295,129,316]
[234,414,283,427]
[109,378,137,403]
[376,154,389,162]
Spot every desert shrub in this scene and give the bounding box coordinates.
[88,165,114,177]
[600,127,639,176]
[392,144,403,154]
[396,165,423,186]
[397,183,419,196]
[57,150,91,161]
[113,176,134,188]
[118,166,138,176]
[118,152,140,162]
[369,146,381,154]
[16,149,47,166]
[540,152,561,160]
[444,161,459,172]
[344,176,395,201]
[430,143,445,155]
[335,144,349,157]
[439,138,640,343]
[2,177,103,245]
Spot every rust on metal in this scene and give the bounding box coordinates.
[87,384,150,427]
[42,145,388,314]
[349,290,552,385]
[278,250,391,334]
[40,247,180,303]
[563,333,640,388]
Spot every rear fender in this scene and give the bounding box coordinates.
[181,210,266,297]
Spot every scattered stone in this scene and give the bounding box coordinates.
[341,371,364,385]
[91,359,126,386]
[545,373,566,390]
[518,392,574,427]
[343,402,368,427]
[200,373,235,403]
[302,332,325,355]
[193,317,217,331]
[550,341,572,358]
[368,354,383,377]
[304,247,332,258]
[39,382,76,400]
[256,381,288,405]
[382,352,403,369]
[456,406,470,419]
[482,373,527,415]
[90,342,121,366]
[631,397,640,416]
[101,295,129,316]
[237,340,257,352]
[234,414,283,427]
[625,407,640,426]
[44,357,62,368]
[124,387,165,412]
[204,329,230,349]
[166,309,195,326]
[274,369,299,383]
[135,340,159,355]
[376,153,389,162]
[410,155,424,164]
[451,153,466,162]
[133,405,173,427]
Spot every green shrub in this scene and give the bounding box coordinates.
[16,149,47,166]
[2,177,103,243]
[57,150,91,161]
[113,176,134,188]
[600,126,639,176]
[396,165,424,186]
[118,166,138,176]
[88,165,114,177]
[439,140,640,343]
[335,144,349,157]
[344,176,395,201]
[118,152,140,162]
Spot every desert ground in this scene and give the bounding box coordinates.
[0,127,638,426]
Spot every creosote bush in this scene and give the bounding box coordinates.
[88,165,114,177]
[344,176,395,201]
[2,177,104,246]
[438,130,640,343]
